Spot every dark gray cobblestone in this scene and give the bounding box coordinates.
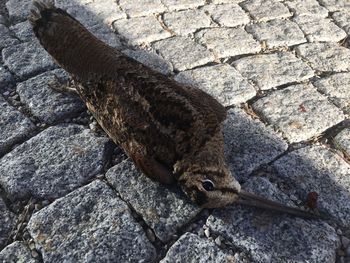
[0,197,15,249]
[0,241,40,263]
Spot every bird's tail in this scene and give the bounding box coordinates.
[28,0,120,80]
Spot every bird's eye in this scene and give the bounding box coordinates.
[202,180,215,191]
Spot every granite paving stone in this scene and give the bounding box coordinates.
[0,65,13,87]
[203,3,250,27]
[113,16,171,45]
[246,19,306,48]
[9,21,35,42]
[318,0,350,12]
[0,124,110,201]
[334,128,350,156]
[162,0,205,11]
[174,64,256,106]
[240,0,291,21]
[122,48,173,75]
[86,0,126,25]
[163,9,211,36]
[252,83,345,143]
[27,180,156,262]
[153,36,214,71]
[222,108,288,181]
[195,27,261,58]
[294,16,347,42]
[119,0,166,17]
[232,52,314,90]
[105,159,201,242]
[2,41,56,79]
[54,0,94,8]
[332,11,350,34]
[273,145,350,227]
[160,233,245,263]
[0,197,15,249]
[0,95,36,156]
[313,72,350,114]
[207,199,339,262]
[0,241,40,263]
[284,0,329,17]
[295,42,350,72]
[5,0,31,22]
[16,70,85,124]
[0,24,19,49]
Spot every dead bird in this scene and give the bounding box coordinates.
[29,0,323,219]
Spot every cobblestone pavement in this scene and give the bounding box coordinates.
[0,0,349,262]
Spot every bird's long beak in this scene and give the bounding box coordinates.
[236,190,326,219]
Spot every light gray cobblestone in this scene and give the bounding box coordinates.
[246,19,306,48]
[175,64,256,106]
[318,0,350,12]
[273,145,350,227]
[153,36,214,71]
[285,0,329,17]
[294,16,347,42]
[223,108,288,181]
[86,0,126,25]
[5,0,31,22]
[203,3,250,27]
[240,0,291,21]
[0,197,15,249]
[162,0,205,11]
[295,42,350,72]
[334,128,350,157]
[0,95,36,156]
[232,52,314,90]
[195,27,261,58]
[119,0,166,17]
[9,21,35,42]
[0,241,40,263]
[0,24,19,49]
[16,70,85,124]
[0,124,110,201]
[113,16,171,45]
[313,72,350,114]
[27,180,156,262]
[332,11,350,34]
[163,9,211,35]
[252,84,345,143]
[106,159,201,242]
[0,66,13,87]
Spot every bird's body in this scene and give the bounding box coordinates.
[29,1,324,218]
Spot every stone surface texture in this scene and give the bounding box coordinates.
[252,84,345,142]
[1,0,349,261]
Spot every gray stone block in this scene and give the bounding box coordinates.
[85,0,126,25]
[0,66,13,87]
[54,0,94,8]
[0,124,110,201]
[9,21,35,42]
[285,0,329,17]
[0,24,19,49]
[27,180,156,262]
[313,72,350,114]
[334,128,350,157]
[252,84,345,143]
[0,241,39,263]
[5,0,31,22]
[273,145,350,228]
[16,69,85,124]
[119,0,166,17]
[113,16,171,45]
[195,27,261,58]
[223,108,288,181]
[105,159,201,242]
[294,16,347,42]
[240,0,291,21]
[318,0,350,12]
[2,41,56,79]
[162,0,205,11]
[204,3,250,27]
[122,48,173,75]
[0,197,15,249]
[153,36,214,71]
[246,19,306,48]
[332,11,350,34]
[0,95,36,156]
[295,42,350,72]
[163,9,211,35]
[232,52,314,90]
[174,64,256,106]
[160,233,244,263]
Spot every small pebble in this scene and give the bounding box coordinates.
[28,242,36,250]
[338,229,343,235]
[42,200,50,206]
[146,228,156,243]
[31,250,39,258]
[204,228,210,238]
[215,236,222,246]
[3,91,10,96]
[198,228,205,237]
[34,203,42,211]
[341,236,350,248]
